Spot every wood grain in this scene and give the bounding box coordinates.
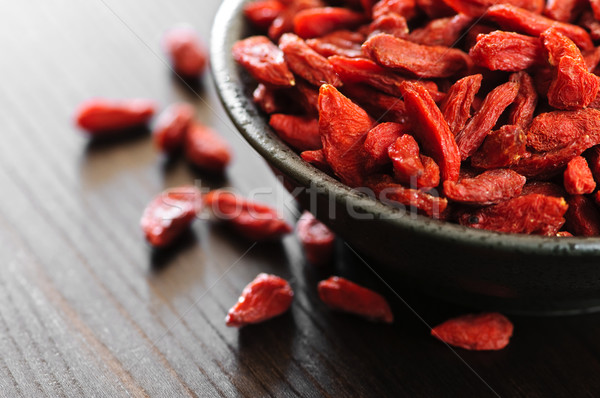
[1,1,600,397]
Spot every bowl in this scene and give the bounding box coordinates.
[211,0,600,315]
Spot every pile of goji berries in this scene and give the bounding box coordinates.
[235,0,600,237]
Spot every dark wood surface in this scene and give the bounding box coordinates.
[2,1,600,397]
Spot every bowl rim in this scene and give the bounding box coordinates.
[210,0,600,257]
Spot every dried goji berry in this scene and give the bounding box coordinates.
[279,33,342,86]
[305,30,365,58]
[342,84,408,124]
[457,193,568,235]
[269,114,321,151]
[318,84,373,187]
[363,33,471,78]
[140,186,202,248]
[463,23,495,50]
[416,0,455,18]
[233,36,296,87]
[244,0,285,30]
[418,156,441,189]
[366,174,448,217]
[455,81,519,160]
[543,0,586,23]
[565,195,600,236]
[318,276,393,323]
[152,103,194,154]
[486,4,593,51]
[541,28,599,110]
[508,71,538,129]
[469,31,545,72]
[204,190,292,240]
[269,0,324,40]
[184,123,232,174]
[400,81,461,182]
[253,84,291,114]
[521,181,566,197]
[584,47,600,72]
[564,156,596,195]
[431,312,513,351]
[163,26,208,78]
[295,80,320,115]
[301,149,332,172]
[368,13,409,39]
[372,0,417,20]
[591,0,600,20]
[328,55,440,98]
[443,169,526,205]
[408,14,473,47]
[75,98,156,134]
[364,122,407,171]
[526,109,600,152]
[293,7,365,39]
[471,125,528,169]
[440,74,482,136]
[296,211,335,265]
[579,11,600,42]
[444,0,543,17]
[388,134,424,183]
[226,273,294,327]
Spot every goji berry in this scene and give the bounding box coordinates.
[469,31,545,72]
[366,174,448,217]
[541,28,599,110]
[372,0,418,20]
[244,0,285,30]
[363,33,471,78]
[293,7,365,39]
[584,47,600,72]
[301,149,332,172]
[204,190,292,240]
[296,211,335,265]
[440,74,482,136]
[226,273,294,327]
[508,72,538,129]
[471,125,528,169]
[363,122,407,171]
[455,81,519,160]
[418,155,441,189]
[564,156,596,195]
[75,98,156,134]
[269,0,324,40]
[408,14,473,47]
[318,276,393,323]
[295,80,320,115]
[388,134,424,184]
[400,82,461,182]
[486,4,593,51]
[184,123,232,174]
[521,181,566,197]
[318,84,373,187]
[162,26,208,78]
[443,0,543,17]
[269,114,321,151]
[140,186,202,248]
[543,0,586,23]
[443,169,526,205]
[463,23,495,50]
[305,30,365,58]
[416,0,455,18]
[342,84,408,123]
[233,36,296,87]
[457,193,568,235]
[431,313,513,351]
[526,109,600,152]
[565,195,600,236]
[279,33,342,87]
[152,103,194,154]
[579,11,600,42]
[368,13,409,39]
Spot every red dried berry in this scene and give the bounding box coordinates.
[440,74,482,136]
[294,7,365,39]
[471,125,528,169]
[369,13,409,39]
[318,276,393,323]
[363,33,471,78]
[75,98,156,134]
[469,31,545,72]
[204,190,292,240]
[140,186,202,248]
[399,81,461,182]
[408,14,473,47]
[301,149,332,172]
[443,169,526,205]
[268,0,324,40]
[343,84,408,124]
[372,0,418,20]
[564,156,596,195]
[244,0,285,30]
[152,103,194,154]
[184,123,232,174]
[544,0,586,23]
[305,30,365,58]
[163,26,208,77]
[226,273,294,327]
[296,211,335,266]
[279,33,342,87]
[431,312,513,351]
[364,122,407,171]
[508,71,538,129]
[416,0,455,18]
[233,36,296,87]
[565,195,600,236]
[269,114,321,151]
[442,0,543,17]
[526,108,600,152]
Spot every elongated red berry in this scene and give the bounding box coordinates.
[318,276,393,323]
[185,123,232,174]
[153,103,195,154]
[163,26,208,77]
[140,186,202,248]
[226,273,294,327]
[75,98,156,133]
[296,211,335,265]
[431,312,514,350]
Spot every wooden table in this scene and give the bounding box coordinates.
[2,1,600,396]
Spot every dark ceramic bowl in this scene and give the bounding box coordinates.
[211,0,600,315]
